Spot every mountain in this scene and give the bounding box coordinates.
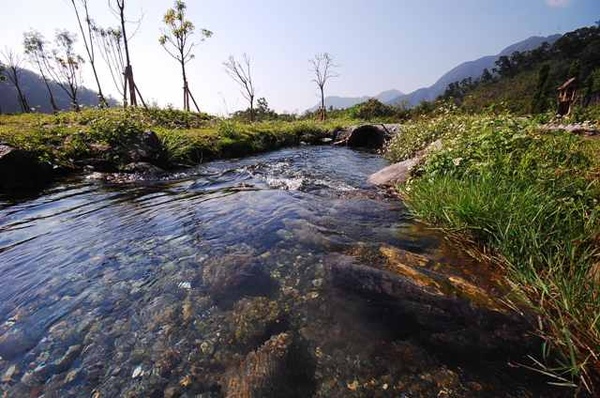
[0,66,116,113]
[388,34,562,107]
[309,89,404,112]
[458,26,600,115]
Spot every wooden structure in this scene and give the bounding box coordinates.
[557,77,577,116]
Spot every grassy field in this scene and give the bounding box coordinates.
[386,108,600,393]
[0,107,347,170]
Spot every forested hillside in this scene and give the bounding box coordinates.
[441,25,600,115]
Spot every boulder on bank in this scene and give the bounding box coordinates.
[368,139,442,186]
[367,157,421,186]
[0,144,52,193]
[334,124,399,150]
[76,130,167,172]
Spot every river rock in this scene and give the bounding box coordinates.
[224,333,313,398]
[230,297,286,348]
[367,139,443,186]
[127,130,164,163]
[121,162,165,175]
[0,144,52,192]
[202,253,278,306]
[2,364,18,383]
[367,156,421,186]
[77,130,167,172]
[325,254,536,357]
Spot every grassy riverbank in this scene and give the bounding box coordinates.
[386,108,600,392]
[0,107,343,170]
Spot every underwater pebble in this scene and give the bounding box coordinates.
[2,364,18,382]
[200,341,214,356]
[131,365,143,379]
[64,368,80,384]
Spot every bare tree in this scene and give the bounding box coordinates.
[108,0,146,108]
[69,0,107,107]
[310,53,338,121]
[94,26,127,106]
[159,0,212,112]
[46,31,85,111]
[23,31,59,113]
[224,54,256,122]
[1,49,30,113]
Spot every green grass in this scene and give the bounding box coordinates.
[387,112,600,393]
[0,108,342,169]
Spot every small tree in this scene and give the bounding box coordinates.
[94,26,127,106]
[23,31,59,112]
[48,31,85,111]
[310,52,338,121]
[0,49,30,113]
[108,0,145,107]
[69,0,107,107]
[159,0,212,112]
[224,54,255,121]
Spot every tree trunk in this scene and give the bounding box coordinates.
[320,86,326,121]
[120,1,137,107]
[125,65,137,107]
[40,71,59,113]
[250,96,254,122]
[181,59,189,111]
[72,0,106,108]
[11,70,29,113]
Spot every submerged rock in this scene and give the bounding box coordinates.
[230,297,287,348]
[202,252,278,306]
[224,333,315,398]
[325,253,536,358]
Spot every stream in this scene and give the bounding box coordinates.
[0,146,566,397]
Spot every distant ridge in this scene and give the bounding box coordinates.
[387,34,562,107]
[306,34,562,112]
[309,89,404,112]
[0,66,116,113]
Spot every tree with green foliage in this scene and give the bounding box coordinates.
[23,31,59,113]
[480,68,493,83]
[494,55,514,78]
[224,54,256,122]
[69,0,107,107]
[349,98,396,120]
[159,0,212,112]
[531,64,551,114]
[0,49,30,112]
[310,52,338,121]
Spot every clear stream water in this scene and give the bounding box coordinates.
[0,147,565,397]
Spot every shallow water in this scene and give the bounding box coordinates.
[0,147,564,397]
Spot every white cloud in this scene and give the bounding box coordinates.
[545,0,572,8]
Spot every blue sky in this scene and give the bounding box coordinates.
[1,0,598,114]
